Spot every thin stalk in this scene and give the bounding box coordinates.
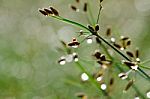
[49,15,150,80]
[96,4,102,24]
[140,59,150,65]
[138,64,150,70]
[52,16,90,33]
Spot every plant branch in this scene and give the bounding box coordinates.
[49,15,150,80]
[138,64,150,70]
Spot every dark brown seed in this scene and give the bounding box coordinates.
[73,54,78,59]
[126,40,131,46]
[121,37,129,41]
[123,61,135,67]
[124,80,134,91]
[109,78,114,86]
[97,60,102,65]
[126,51,134,57]
[44,8,53,14]
[113,43,121,49]
[39,9,48,16]
[87,25,95,32]
[119,73,127,79]
[94,52,101,59]
[96,37,101,44]
[70,5,77,11]
[58,58,66,64]
[83,3,87,12]
[100,54,106,61]
[106,28,111,36]
[95,24,99,31]
[68,41,80,46]
[135,49,139,58]
[50,6,59,16]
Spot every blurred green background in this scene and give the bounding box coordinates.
[0,0,150,99]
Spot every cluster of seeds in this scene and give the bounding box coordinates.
[39,6,59,16]
[39,0,150,98]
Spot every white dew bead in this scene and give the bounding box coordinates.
[147,91,150,98]
[81,73,89,81]
[101,83,107,90]
[86,38,93,44]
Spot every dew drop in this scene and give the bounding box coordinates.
[101,83,107,90]
[81,73,89,81]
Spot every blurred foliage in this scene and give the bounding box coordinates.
[0,0,150,99]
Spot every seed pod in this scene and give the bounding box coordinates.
[126,40,131,46]
[135,49,139,58]
[100,54,106,61]
[44,8,53,14]
[106,28,111,36]
[58,57,66,65]
[118,73,128,80]
[123,61,135,67]
[68,38,80,48]
[94,51,101,59]
[95,24,100,31]
[121,36,129,41]
[39,9,48,16]
[50,6,59,16]
[83,3,87,12]
[97,60,102,65]
[68,42,80,48]
[87,25,95,32]
[73,53,79,62]
[124,80,134,92]
[96,37,101,44]
[126,51,134,58]
[109,78,114,86]
[113,43,121,49]
[70,5,78,11]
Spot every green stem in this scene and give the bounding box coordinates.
[52,16,90,33]
[50,15,150,80]
[140,59,150,65]
[138,64,150,70]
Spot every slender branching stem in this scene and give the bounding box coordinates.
[139,64,150,70]
[96,4,102,24]
[140,59,150,65]
[50,15,150,80]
